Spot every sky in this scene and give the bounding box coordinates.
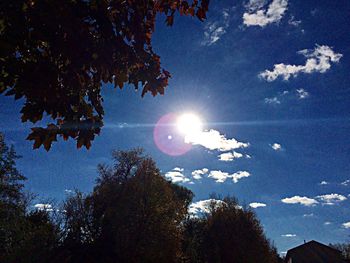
[1,0,350,254]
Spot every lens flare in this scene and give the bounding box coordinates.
[176,113,203,136]
[153,113,192,156]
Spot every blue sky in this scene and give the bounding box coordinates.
[1,0,350,254]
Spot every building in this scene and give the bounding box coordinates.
[285,240,346,263]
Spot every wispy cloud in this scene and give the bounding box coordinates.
[296,88,309,99]
[165,168,190,184]
[316,193,347,205]
[319,181,329,185]
[264,89,309,105]
[249,202,267,208]
[208,170,251,183]
[218,151,243,161]
[264,97,281,105]
[243,0,288,27]
[185,129,249,152]
[281,234,297,237]
[324,221,332,225]
[202,9,230,46]
[271,143,282,151]
[281,196,318,206]
[341,179,350,186]
[342,222,350,229]
[260,45,342,81]
[288,15,301,27]
[303,213,314,217]
[191,168,209,180]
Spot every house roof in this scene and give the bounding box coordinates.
[285,240,345,263]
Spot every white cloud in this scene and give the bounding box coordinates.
[342,222,350,229]
[249,202,267,208]
[341,179,350,186]
[296,88,309,99]
[264,97,281,104]
[191,168,209,180]
[64,189,74,194]
[303,213,314,217]
[202,9,230,46]
[281,234,297,237]
[243,0,288,27]
[165,169,190,184]
[281,196,318,206]
[319,181,329,185]
[218,151,243,161]
[189,199,224,215]
[271,143,282,151]
[288,15,301,27]
[260,45,342,81]
[316,193,347,205]
[34,203,53,211]
[324,221,332,225]
[185,129,249,152]
[173,167,184,172]
[208,170,251,183]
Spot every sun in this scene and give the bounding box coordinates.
[176,113,203,136]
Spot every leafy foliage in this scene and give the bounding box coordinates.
[0,146,282,262]
[59,149,193,262]
[0,0,209,150]
[182,197,281,263]
[0,133,59,263]
[330,243,350,260]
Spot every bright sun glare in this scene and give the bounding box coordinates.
[176,113,203,136]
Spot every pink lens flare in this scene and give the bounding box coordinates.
[153,113,192,156]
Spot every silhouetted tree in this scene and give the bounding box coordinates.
[330,243,350,260]
[182,197,281,263]
[0,133,27,260]
[0,0,209,150]
[0,133,59,262]
[59,149,193,262]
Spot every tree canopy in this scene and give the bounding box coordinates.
[0,0,209,150]
[0,133,59,263]
[0,145,282,262]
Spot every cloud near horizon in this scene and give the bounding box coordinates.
[34,203,53,211]
[260,45,342,81]
[281,234,297,237]
[188,199,225,215]
[243,0,288,27]
[249,202,267,208]
[165,168,190,184]
[282,193,347,206]
[281,196,318,206]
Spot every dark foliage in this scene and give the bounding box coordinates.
[57,149,193,262]
[0,0,209,150]
[330,243,350,260]
[0,143,282,262]
[0,133,59,263]
[182,197,281,263]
